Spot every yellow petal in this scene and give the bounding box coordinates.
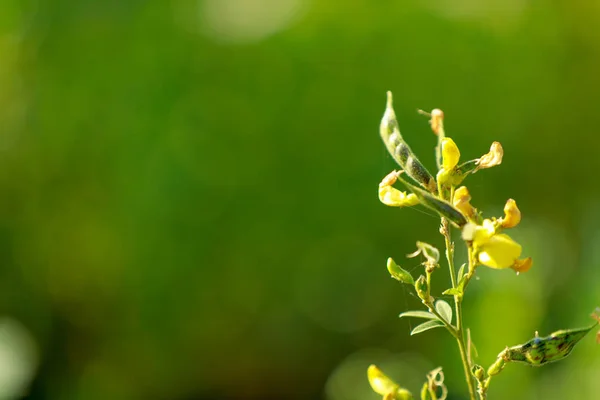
[477,142,503,169]
[501,198,521,229]
[442,138,461,170]
[378,186,419,207]
[478,234,522,269]
[511,257,533,273]
[453,186,475,217]
[368,365,398,395]
[482,219,496,235]
[469,219,496,246]
[379,170,399,187]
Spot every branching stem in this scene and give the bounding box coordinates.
[441,217,477,400]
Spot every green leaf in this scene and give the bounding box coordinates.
[443,273,467,299]
[387,258,414,285]
[411,320,445,335]
[457,263,466,282]
[435,300,453,324]
[399,311,438,320]
[442,287,462,296]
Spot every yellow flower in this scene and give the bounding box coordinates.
[464,219,532,272]
[477,233,522,269]
[441,138,460,170]
[378,171,419,207]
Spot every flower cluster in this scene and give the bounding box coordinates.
[367,92,596,400]
[378,92,532,274]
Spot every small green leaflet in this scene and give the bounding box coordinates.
[435,300,453,324]
[399,311,438,320]
[411,320,445,335]
[457,263,466,282]
[442,274,467,299]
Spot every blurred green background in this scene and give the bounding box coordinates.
[0,0,599,399]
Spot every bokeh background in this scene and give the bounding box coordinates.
[0,0,599,399]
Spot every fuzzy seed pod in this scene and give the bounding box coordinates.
[503,324,596,366]
[380,92,436,192]
[487,356,506,377]
[396,176,467,227]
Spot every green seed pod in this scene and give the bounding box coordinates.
[487,355,506,376]
[503,324,596,366]
[387,258,415,285]
[380,92,436,192]
[396,175,467,227]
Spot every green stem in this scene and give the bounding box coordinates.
[424,302,458,338]
[442,220,457,288]
[456,334,476,400]
[435,116,446,170]
[477,377,490,400]
[441,218,477,400]
[422,274,458,339]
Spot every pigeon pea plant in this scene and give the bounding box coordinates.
[368,92,600,400]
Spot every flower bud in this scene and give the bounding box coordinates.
[415,275,428,301]
[501,198,521,228]
[368,365,413,400]
[436,168,464,192]
[430,109,444,136]
[441,138,460,170]
[476,142,503,169]
[472,364,486,382]
[368,365,398,395]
